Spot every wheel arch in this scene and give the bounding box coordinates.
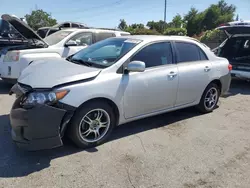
[209,79,222,94]
[77,97,120,126]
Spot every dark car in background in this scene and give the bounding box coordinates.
[37,21,89,38]
[0,19,28,51]
[214,20,250,80]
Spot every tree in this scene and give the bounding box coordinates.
[184,7,202,36]
[202,5,221,30]
[217,0,236,15]
[118,19,128,30]
[170,14,183,28]
[130,23,144,29]
[146,20,166,33]
[25,9,57,30]
[164,28,187,36]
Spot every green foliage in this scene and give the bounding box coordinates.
[164,28,187,36]
[118,19,128,30]
[25,9,57,31]
[146,20,167,34]
[200,29,226,43]
[169,14,183,28]
[184,0,236,36]
[117,0,236,38]
[126,28,160,35]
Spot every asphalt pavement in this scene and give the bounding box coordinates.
[0,79,250,188]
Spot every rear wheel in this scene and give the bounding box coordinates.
[197,83,220,113]
[68,101,116,149]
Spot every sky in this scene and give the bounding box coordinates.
[0,0,249,28]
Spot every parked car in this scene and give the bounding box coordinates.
[9,35,231,151]
[0,14,130,83]
[0,18,28,51]
[37,22,89,38]
[213,20,250,80]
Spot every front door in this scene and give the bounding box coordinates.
[123,42,179,119]
[174,42,212,106]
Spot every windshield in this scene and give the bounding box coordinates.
[44,30,73,45]
[70,37,142,68]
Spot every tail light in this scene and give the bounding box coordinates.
[3,51,20,62]
[228,64,232,71]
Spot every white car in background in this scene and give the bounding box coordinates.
[0,14,130,83]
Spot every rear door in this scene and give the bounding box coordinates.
[174,41,212,106]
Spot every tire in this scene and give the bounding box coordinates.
[68,101,116,149]
[197,83,220,113]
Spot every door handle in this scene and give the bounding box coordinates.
[168,71,177,78]
[204,66,211,72]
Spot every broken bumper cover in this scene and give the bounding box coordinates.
[10,102,68,151]
[220,72,231,95]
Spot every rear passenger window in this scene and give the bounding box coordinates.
[131,42,173,68]
[72,23,79,28]
[199,50,208,60]
[175,42,208,63]
[96,33,115,42]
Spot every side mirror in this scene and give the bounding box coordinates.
[126,61,145,73]
[65,40,77,47]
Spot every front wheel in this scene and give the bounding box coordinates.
[68,101,116,149]
[197,83,220,113]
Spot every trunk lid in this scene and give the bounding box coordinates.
[217,21,250,37]
[1,14,48,46]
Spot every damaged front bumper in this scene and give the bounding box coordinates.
[9,83,75,151]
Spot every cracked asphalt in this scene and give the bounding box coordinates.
[0,79,250,188]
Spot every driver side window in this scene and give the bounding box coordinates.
[67,32,93,46]
[131,42,173,68]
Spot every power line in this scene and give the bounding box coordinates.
[52,0,123,14]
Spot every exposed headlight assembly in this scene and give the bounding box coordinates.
[23,90,69,105]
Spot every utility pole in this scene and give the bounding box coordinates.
[164,0,167,30]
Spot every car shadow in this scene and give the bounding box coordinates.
[0,79,12,94]
[0,107,201,178]
[222,78,250,98]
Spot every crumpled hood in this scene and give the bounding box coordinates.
[18,58,101,88]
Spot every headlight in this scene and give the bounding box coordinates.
[3,51,20,62]
[23,90,69,105]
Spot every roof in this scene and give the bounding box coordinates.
[115,35,200,42]
[60,28,130,34]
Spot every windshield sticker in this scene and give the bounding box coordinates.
[124,39,141,44]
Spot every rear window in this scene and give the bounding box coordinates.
[120,33,131,36]
[95,32,115,42]
[37,29,48,38]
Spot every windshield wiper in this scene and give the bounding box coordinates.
[70,58,92,67]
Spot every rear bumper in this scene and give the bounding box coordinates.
[220,72,231,95]
[10,100,73,151]
[231,70,250,80]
